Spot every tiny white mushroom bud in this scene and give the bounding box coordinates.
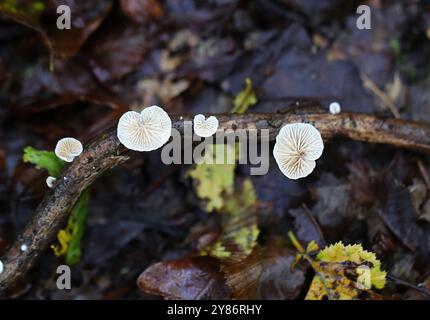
[55,137,83,162]
[273,123,324,180]
[193,114,219,137]
[329,102,341,114]
[117,105,172,151]
[20,244,28,252]
[0,260,3,274]
[46,176,56,188]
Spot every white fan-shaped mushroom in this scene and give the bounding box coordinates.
[0,260,3,274]
[329,102,341,114]
[273,123,324,180]
[117,105,172,151]
[193,114,219,137]
[55,137,83,162]
[46,176,56,188]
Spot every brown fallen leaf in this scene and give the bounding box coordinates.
[85,20,146,83]
[289,205,326,248]
[137,256,230,300]
[309,173,351,227]
[348,161,377,207]
[136,76,189,106]
[0,0,113,59]
[221,238,306,299]
[377,171,428,254]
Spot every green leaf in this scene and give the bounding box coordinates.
[65,190,90,265]
[231,78,257,114]
[23,146,65,177]
[389,38,402,63]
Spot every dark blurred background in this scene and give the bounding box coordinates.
[1,0,430,299]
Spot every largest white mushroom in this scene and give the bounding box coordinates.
[117,105,172,151]
[273,123,324,180]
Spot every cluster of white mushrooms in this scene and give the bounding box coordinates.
[41,105,328,187]
[42,105,328,187]
[42,105,330,187]
[116,105,325,180]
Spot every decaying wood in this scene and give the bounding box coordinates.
[1,110,430,293]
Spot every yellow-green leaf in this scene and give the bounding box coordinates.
[200,179,259,263]
[23,146,65,177]
[304,242,387,300]
[316,242,387,290]
[65,190,90,265]
[306,261,363,300]
[188,144,236,212]
[306,240,319,254]
[51,230,72,257]
[51,190,90,265]
[231,78,257,114]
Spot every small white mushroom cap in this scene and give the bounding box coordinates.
[273,123,324,180]
[329,102,341,114]
[20,244,28,252]
[117,105,172,151]
[46,176,56,188]
[193,114,219,137]
[0,260,3,274]
[55,137,83,162]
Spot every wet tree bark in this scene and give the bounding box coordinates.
[1,110,430,293]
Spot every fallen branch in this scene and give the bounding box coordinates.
[1,110,430,293]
